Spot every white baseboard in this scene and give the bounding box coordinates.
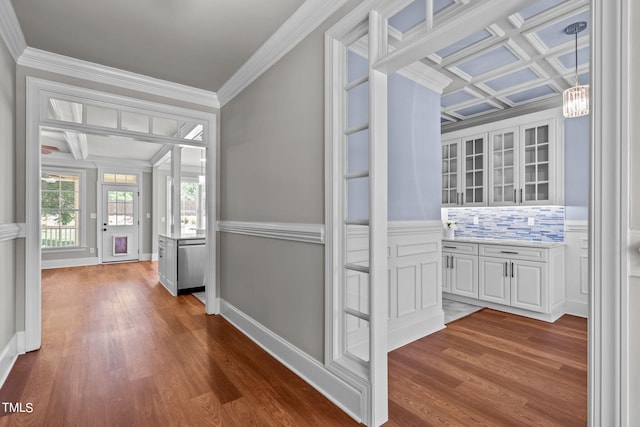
[41,257,99,269]
[0,334,20,390]
[443,293,564,323]
[219,300,363,423]
[16,331,25,354]
[139,253,153,261]
[388,308,445,352]
[151,252,159,261]
[564,300,588,318]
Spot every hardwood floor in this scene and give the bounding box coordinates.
[0,263,357,426]
[387,309,587,426]
[0,263,587,426]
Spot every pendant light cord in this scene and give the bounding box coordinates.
[574,31,579,87]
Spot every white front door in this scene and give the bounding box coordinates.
[102,184,139,262]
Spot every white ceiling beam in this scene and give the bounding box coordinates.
[63,131,89,161]
[373,0,532,75]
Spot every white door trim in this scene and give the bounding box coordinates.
[24,77,219,352]
[590,0,630,424]
[100,183,140,263]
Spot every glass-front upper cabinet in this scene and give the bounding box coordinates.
[486,118,557,206]
[521,121,552,204]
[445,110,562,208]
[442,134,486,207]
[462,134,485,206]
[489,128,517,205]
[442,139,459,205]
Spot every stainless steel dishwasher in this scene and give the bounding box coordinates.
[177,238,206,293]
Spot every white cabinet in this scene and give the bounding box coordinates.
[443,110,563,207]
[442,134,486,207]
[478,243,562,315]
[444,239,565,321]
[478,257,510,305]
[442,242,478,298]
[158,236,177,296]
[479,256,547,312]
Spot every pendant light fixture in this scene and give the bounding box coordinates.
[563,21,589,118]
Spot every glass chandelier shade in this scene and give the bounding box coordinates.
[562,21,589,118]
[563,84,589,118]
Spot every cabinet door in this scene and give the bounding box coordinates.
[461,134,486,206]
[489,128,517,205]
[520,120,553,204]
[511,260,546,312]
[442,140,460,206]
[478,257,510,305]
[442,254,451,293]
[165,238,177,295]
[450,254,478,298]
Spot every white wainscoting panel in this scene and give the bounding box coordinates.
[347,221,445,353]
[564,221,589,317]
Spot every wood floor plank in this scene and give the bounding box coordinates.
[0,264,586,426]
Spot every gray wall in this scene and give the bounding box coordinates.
[0,34,16,354]
[219,0,360,362]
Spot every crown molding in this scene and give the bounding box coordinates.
[217,0,348,107]
[18,47,220,109]
[396,61,452,94]
[0,0,27,62]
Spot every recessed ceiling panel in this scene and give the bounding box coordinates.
[565,72,590,86]
[534,10,590,50]
[454,103,500,117]
[505,84,557,104]
[388,0,426,33]
[557,46,589,69]
[456,46,520,78]
[436,29,493,58]
[434,0,456,15]
[484,68,540,92]
[518,0,571,21]
[441,90,477,108]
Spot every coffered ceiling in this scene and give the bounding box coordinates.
[388,0,590,129]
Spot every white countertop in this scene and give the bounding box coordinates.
[159,233,206,241]
[442,237,564,248]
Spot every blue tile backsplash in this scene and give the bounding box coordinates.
[444,206,565,242]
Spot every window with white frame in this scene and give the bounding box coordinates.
[41,170,85,249]
[180,179,206,235]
